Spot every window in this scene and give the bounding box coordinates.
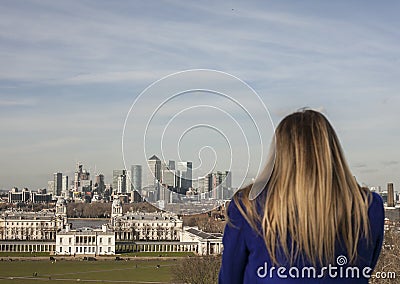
[108,237,111,244]
[99,247,102,253]
[108,247,111,253]
[99,238,102,244]
[69,247,71,253]
[60,238,63,244]
[69,238,72,245]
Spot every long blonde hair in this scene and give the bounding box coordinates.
[234,109,371,266]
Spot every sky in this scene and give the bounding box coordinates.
[0,0,399,191]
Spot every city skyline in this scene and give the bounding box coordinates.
[0,158,233,192]
[1,1,399,190]
[2,158,397,195]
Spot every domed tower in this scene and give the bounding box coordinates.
[111,198,123,218]
[56,197,67,217]
[55,197,67,228]
[111,198,123,227]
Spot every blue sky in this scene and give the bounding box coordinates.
[0,0,399,191]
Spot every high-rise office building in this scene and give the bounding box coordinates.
[73,163,91,192]
[130,165,142,192]
[220,171,232,189]
[62,175,69,196]
[162,168,180,188]
[177,161,192,190]
[113,170,127,194]
[168,160,176,170]
[199,171,233,199]
[117,176,126,194]
[47,180,55,196]
[74,163,82,192]
[160,161,176,188]
[53,172,62,196]
[387,182,395,207]
[147,155,162,187]
[95,174,105,194]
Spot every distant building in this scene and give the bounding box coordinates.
[168,160,176,170]
[130,165,142,192]
[177,161,192,190]
[31,190,52,203]
[94,174,105,194]
[74,163,91,193]
[56,225,115,256]
[62,175,69,197]
[113,169,127,194]
[180,227,223,255]
[385,207,400,223]
[162,167,179,189]
[74,163,83,192]
[111,199,123,220]
[196,171,232,200]
[8,187,30,203]
[131,190,142,203]
[111,199,182,241]
[47,181,55,196]
[0,197,67,244]
[387,182,395,207]
[147,155,162,187]
[54,172,62,196]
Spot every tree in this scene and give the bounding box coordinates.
[173,255,221,284]
[370,229,400,284]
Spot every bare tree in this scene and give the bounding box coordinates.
[370,229,400,284]
[173,255,221,284]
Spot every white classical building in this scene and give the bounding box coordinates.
[0,198,68,252]
[0,197,223,256]
[109,199,222,255]
[110,199,183,241]
[180,227,223,255]
[55,225,115,256]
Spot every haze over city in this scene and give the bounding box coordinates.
[1,1,399,191]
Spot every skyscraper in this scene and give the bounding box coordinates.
[387,182,395,207]
[130,165,142,192]
[62,175,69,197]
[147,155,161,187]
[168,160,176,170]
[74,163,83,192]
[47,180,55,196]
[177,161,192,190]
[113,170,127,194]
[95,174,105,194]
[54,172,62,196]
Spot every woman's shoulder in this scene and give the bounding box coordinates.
[226,188,249,223]
[227,185,263,230]
[367,191,385,236]
[368,191,384,215]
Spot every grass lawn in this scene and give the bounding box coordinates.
[0,259,177,283]
[120,251,195,257]
[0,252,49,257]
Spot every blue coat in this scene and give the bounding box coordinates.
[219,192,384,284]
